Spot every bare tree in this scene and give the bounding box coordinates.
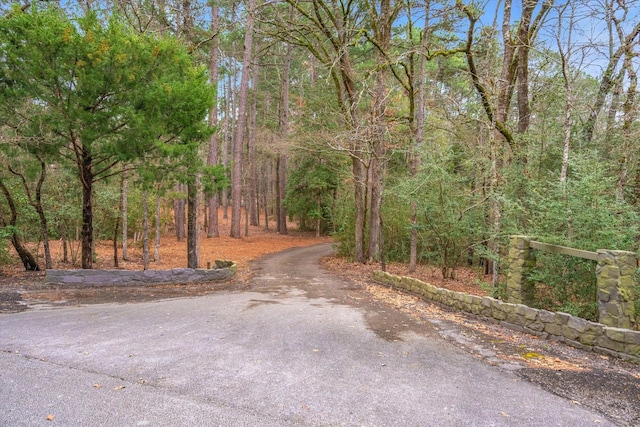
[206,5,221,238]
[458,0,551,285]
[231,0,256,238]
[583,0,640,145]
[247,40,261,228]
[556,2,575,184]
[277,39,293,235]
[408,0,431,272]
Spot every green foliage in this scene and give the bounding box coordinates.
[1,5,214,171]
[42,165,82,240]
[379,191,412,261]
[0,5,214,265]
[331,188,357,258]
[93,182,123,240]
[388,146,487,277]
[511,152,639,320]
[202,164,230,195]
[0,226,14,265]
[285,149,343,233]
[525,153,638,250]
[0,174,40,238]
[529,255,598,320]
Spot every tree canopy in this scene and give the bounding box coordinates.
[0,4,214,268]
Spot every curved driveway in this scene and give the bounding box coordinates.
[0,244,614,426]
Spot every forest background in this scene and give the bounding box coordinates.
[1,0,639,323]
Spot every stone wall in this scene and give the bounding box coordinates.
[372,270,640,363]
[45,261,236,287]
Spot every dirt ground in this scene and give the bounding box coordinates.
[0,208,489,310]
[0,210,332,309]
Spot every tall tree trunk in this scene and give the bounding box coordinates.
[121,167,129,260]
[277,41,292,235]
[142,190,150,270]
[367,0,392,262]
[206,5,220,238]
[409,3,430,272]
[368,146,383,262]
[222,69,232,220]
[496,0,516,133]
[62,222,69,263]
[231,0,255,238]
[34,164,51,269]
[557,1,574,184]
[263,170,269,231]
[275,156,281,232]
[516,0,535,136]
[154,193,161,263]
[113,204,119,268]
[353,158,366,263]
[174,184,186,241]
[187,181,198,268]
[616,51,638,202]
[80,146,94,269]
[489,141,501,288]
[277,154,288,234]
[248,44,260,227]
[197,175,203,262]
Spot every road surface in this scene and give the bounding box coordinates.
[0,244,621,425]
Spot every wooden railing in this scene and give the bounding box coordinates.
[528,240,599,261]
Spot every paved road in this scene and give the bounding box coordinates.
[0,244,615,426]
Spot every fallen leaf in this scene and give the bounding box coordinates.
[113,385,126,390]
[312,349,319,352]
[93,383,102,389]
[501,411,509,417]
[522,352,544,360]
[46,414,55,421]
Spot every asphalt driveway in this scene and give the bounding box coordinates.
[0,244,618,426]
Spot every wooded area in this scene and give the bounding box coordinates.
[1,0,639,316]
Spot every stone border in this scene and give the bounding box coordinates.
[45,261,236,287]
[373,270,640,363]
